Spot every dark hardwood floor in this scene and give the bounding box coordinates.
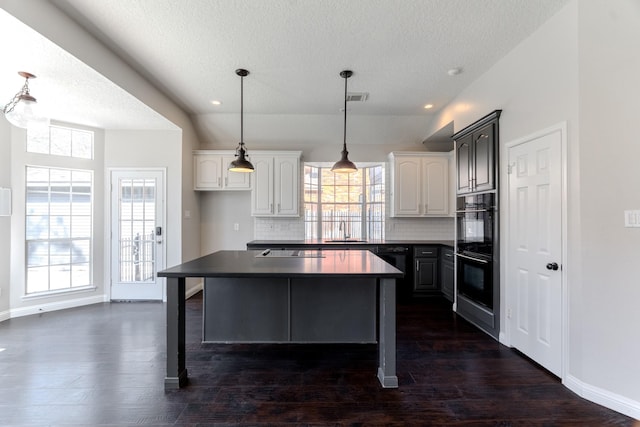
[0,292,634,426]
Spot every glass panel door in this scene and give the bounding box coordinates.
[110,170,164,300]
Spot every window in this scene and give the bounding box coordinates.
[304,164,384,240]
[27,125,93,159]
[25,166,93,294]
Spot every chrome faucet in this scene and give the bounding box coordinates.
[339,221,350,240]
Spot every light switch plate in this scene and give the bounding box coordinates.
[624,210,640,227]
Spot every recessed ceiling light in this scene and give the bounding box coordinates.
[448,67,462,76]
[211,100,222,105]
[424,104,434,109]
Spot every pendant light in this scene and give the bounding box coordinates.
[331,70,357,173]
[3,71,49,129]
[228,68,255,173]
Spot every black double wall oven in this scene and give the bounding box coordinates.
[456,194,495,311]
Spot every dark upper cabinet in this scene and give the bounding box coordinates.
[456,134,472,194]
[454,110,501,195]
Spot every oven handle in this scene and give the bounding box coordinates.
[455,253,490,264]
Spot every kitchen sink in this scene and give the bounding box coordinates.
[324,239,367,243]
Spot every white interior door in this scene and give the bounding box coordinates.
[507,126,564,377]
[110,170,165,300]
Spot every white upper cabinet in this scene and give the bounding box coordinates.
[389,152,451,217]
[251,151,301,217]
[193,150,251,191]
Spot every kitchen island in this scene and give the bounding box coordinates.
[157,249,403,389]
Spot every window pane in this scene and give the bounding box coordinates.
[71,263,90,287]
[50,265,71,290]
[72,216,91,238]
[25,216,48,239]
[50,127,72,157]
[26,126,50,154]
[304,164,384,241]
[50,215,70,238]
[27,241,49,267]
[26,266,49,293]
[71,130,93,159]
[72,240,90,264]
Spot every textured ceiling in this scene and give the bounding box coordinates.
[1,0,569,145]
[0,9,175,131]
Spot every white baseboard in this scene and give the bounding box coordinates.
[498,331,509,346]
[185,281,203,299]
[565,374,640,420]
[0,309,9,322]
[9,294,108,319]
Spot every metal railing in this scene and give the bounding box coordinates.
[120,231,155,282]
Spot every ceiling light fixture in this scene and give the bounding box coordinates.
[331,70,357,174]
[424,104,434,109]
[228,69,254,173]
[3,71,48,129]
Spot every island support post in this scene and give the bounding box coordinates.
[377,277,398,388]
[165,277,187,388]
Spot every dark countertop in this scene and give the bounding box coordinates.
[158,249,404,279]
[247,239,454,248]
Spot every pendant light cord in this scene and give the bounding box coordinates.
[240,73,244,144]
[343,72,347,151]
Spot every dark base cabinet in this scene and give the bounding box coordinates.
[413,246,440,297]
[203,276,377,343]
[440,247,454,302]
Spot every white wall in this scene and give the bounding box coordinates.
[0,119,12,318]
[200,192,254,254]
[577,0,640,407]
[428,0,640,417]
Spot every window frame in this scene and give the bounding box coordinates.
[23,123,96,297]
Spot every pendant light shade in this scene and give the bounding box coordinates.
[228,69,255,173]
[3,71,49,129]
[331,70,357,173]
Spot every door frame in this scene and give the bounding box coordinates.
[105,167,167,301]
[501,122,568,380]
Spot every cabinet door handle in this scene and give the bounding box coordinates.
[225,177,228,187]
[218,177,221,186]
[270,203,273,213]
[416,260,419,271]
[277,203,281,213]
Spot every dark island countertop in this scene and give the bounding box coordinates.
[158,249,404,279]
[247,239,454,248]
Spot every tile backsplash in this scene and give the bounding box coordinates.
[254,216,454,241]
[254,217,305,240]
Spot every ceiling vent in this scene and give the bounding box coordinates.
[346,92,368,102]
